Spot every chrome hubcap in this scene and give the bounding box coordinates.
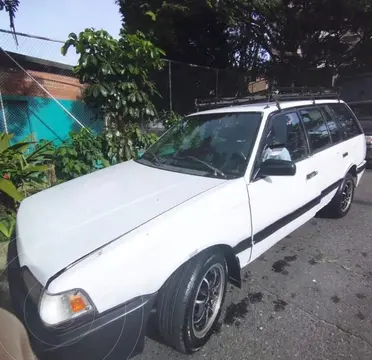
[192,263,225,339]
[341,179,353,212]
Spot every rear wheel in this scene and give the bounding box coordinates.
[156,250,227,354]
[319,173,355,218]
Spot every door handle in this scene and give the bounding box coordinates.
[306,171,318,180]
[343,152,348,158]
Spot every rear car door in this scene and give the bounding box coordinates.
[247,110,319,262]
[298,106,343,207]
[327,102,365,173]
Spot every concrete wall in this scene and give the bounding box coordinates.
[1,95,102,145]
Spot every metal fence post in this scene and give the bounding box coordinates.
[0,89,8,133]
[168,60,173,113]
[216,69,219,98]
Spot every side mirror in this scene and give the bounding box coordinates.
[259,159,296,177]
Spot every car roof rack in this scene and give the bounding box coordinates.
[195,86,341,111]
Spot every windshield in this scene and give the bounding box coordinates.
[136,112,262,179]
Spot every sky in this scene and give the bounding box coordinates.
[0,0,122,65]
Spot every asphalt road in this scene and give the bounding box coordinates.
[0,171,371,360]
[138,170,372,360]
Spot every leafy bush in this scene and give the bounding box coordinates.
[158,110,183,130]
[0,209,15,242]
[102,124,158,164]
[52,127,158,180]
[52,129,110,181]
[0,132,52,240]
[0,133,52,201]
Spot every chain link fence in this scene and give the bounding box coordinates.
[0,30,105,144]
[152,60,252,116]
[0,29,255,144]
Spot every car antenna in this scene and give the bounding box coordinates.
[273,89,281,110]
[308,87,316,105]
[264,90,271,109]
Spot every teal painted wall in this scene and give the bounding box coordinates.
[0,95,103,145]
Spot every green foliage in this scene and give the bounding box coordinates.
[0,131,52,240]
[102,124,158,164]
[158,110,183,130]
[0,210,15,241]
[61,28,165,127]
[0,132,52,203]
[116,0,277,69]
[52,127,158,180]
[53,129,110,181]
[118,0,372,73]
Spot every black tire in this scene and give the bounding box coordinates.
[156,250,227,354]
[319,173,355,218]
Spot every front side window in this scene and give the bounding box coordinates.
[300,107,332,153]
[328,103,362,139]
[262,112,308,163]
[137,112,262,179]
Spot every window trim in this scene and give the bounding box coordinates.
[250,109,310,182]
[140,111,264,180]
[249,101,364,183]
[297,106,333,156]
[327,102,364,141]
[320,105,344,144]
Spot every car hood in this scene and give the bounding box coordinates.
[16,160,226,285]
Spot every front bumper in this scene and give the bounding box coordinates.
[7,239,156,360]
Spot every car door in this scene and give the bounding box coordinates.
[327,102,365,174]
[298,106,343,208]
[247,110,320,262]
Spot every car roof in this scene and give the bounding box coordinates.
[189,99,345,117]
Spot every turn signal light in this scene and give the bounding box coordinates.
[69,295,87,313]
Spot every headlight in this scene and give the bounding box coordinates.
[39,289,94,327]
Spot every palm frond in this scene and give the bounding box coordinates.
[0,0,20,44]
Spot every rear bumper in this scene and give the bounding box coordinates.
[366,144,372,165]
[356,161,367,186]
[7,239,155,360]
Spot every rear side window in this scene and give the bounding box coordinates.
[299,108,332,153]
[328,103,362,139]
[320,105,342,143]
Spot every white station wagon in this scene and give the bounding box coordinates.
[8,98,367,360]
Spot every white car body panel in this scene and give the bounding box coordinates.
[16,159,225,285]
[247,158,320,262]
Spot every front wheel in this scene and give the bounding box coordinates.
[156,250,227,354]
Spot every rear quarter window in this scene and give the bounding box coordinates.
[328,103,363,139]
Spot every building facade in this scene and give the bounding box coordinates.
[0,51,102,144]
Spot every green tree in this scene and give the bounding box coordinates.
[117,0,372,76]
[62,28,163,160]
[116,0,277,70]
[116,0,231,68]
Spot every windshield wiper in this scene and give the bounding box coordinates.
[173,155,226,178]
